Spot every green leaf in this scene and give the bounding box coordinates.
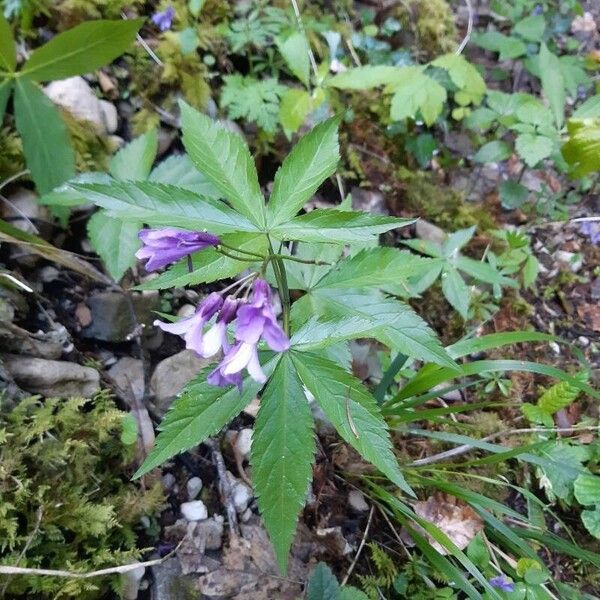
[389,67,446,126]
[326,65,400,89]
[271,209,413,243]
[306,563,340,600]
[473,31,527,60]
[442,226,475,256]
[0,78,12,124]
[135,232,266,290]
[499,180,529,209]
[292,351,414,496]
[573,95,600,119]
[267,116,340,227]
[251,354,315,573]
[513,15,545,42]
[431,53,486,105]
[110,129,158,181]
[87,210,141,280]
[314,248,431,290]
[473,140,512,163]
[120,413,139,445]
[149,154,221,197]
[562,118,600,177]
[455,256,517,287]
[21,18,143,81]
[538,43,565,129]
[13,78,75,194]
[340,588,369,600]
[515,133,554,167]
[180,100,266,226]
[0,12,16,72]
[277,32,310,86]
[72,181,259,233]
[582,506,600,538]
[135,366,271,477]
[441,266,470,319]
[538,376,584,415]
[574,473,600,506]
[279,87,312,136]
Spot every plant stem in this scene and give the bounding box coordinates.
[272,253,331,266]
[268,237,290,335]
[215,247,257,263]
[218,241,265,259]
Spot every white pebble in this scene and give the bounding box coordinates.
[348,489,369,512]
[181,500,208,521]
[162,473,176,491]
[186,476,203,500]
[235,429,253,459]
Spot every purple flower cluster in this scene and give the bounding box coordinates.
[489,574,515,592]
[580,220,600,245]
[155,279,289,388]
[135,228,220,272]
[151,5,175,31]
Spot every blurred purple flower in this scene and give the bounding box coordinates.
[580,220,600,245]
[208,279,289,387]
[201,297,239,357]
[136,228,220,272]
[532,4,543,15]
[151,5,175,31]
[489,575,515,592]
[154,292,223,356]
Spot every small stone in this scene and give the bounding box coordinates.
[192,516,224,550]
[555,250,583,272]
[348,489,369,512]
[415,219,445,246]
[0,188,48,234]
[177,304,196,318]
[578,336,590,347]
[591,278,600,301]
[74,302,92,327]
[351,188,388,215]
[99,99,118,133]
[186,477,203,500]
[181,500,208,521]
[234,428,253,460]
[121,565,145,600]
[241,508,253,522]
[107,357,144,402]
[162,473,176,491]
[38,266,60,283]
[227,473,253,513]
[243,396,260,418]
[549,342,561,355]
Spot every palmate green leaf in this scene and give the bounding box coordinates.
[326,65,400,89]
[581,506,600,538]
[135,232,266,290]
[515,133,554,167]
[135,361,276,477]
[251,353,315,573]
[441,266,470,319]
[455,256,517,287]
[0,13,16,72]
[562,118,600,177]
[149,154,221,197]
[313,247,432,290]
[271,209,413,243]
[110,129,157,181]
[473,140,512,163]
[573,95,600,119]
[180,100,267,226]
[306,563,340,600]
[473,31,527,60]
[87,210,141,280]
[513,14,545,42]
[279,87,312,136]
[13,78,75,194]
[574,473,600,506]
[0,78,12,124]
[339,588,369,600]
[431,53,486,105]
[20,18,143,81]
[539,43,565,129]
[276,32,310,86]
[292,351,413,496]
[72,181,258,233]
[267,116,340,227]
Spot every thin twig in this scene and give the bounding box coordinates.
[0,170,31,192]
[121,12,163,66]
[341,505,374,586]
[456,0,474,55]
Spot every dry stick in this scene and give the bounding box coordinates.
[204,438,241,537]
[455,0,474,55]
[341,506,374,586]
[407,425,600,467]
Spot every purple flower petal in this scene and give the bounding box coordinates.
[262,319,290,352]
[151,5,175,31]
[489,575,515,592]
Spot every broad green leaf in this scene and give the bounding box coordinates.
[279,87,312,136]
[455,256,517,287]
[21,18,143,81]
[110,129,157,181]
[473,31,527,60]
[515,133,553,167]
[573,95,600,119]
[180,100,266,226]
[267,116,340,227]
[283,242,344,290]
[582,506,600,538]
[538,376,584,415]
[538,43,565,129]
[513,15,545,42]
[442,226,475,256]
[39,172,113,208]
[149,154,221,197]
[135,365,273,477]
[307,563,340,600]
[499,180,529,209]
[271,209,413,243]
[441,266,470,319]
[13,78,75,194]
[314,248,432,290]
[0,12,16,72]
[431,53,486,104]
[515,97,553,127]
[292,351,414,496]
[0,78,12,123]
[340,588,369,600]
[87,210,141,280]
[574,473,600,506]
[562,118,600,177]
[326,65,400,89]
[389,67,446,125]
[72,181,259,233]
[251,354,315,572]
[486,90,533,117]
[135,232,266,290]
[473,140,512,163]
[276,32,310,86]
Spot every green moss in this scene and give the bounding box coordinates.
[61,110,112,174]
[397,167,498,232]
[0,392,163,599]
[0,127,25,182]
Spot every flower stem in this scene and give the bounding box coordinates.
[268,237,290,335]
[272,253,331,266]
[216,247,257,263]
[218,242,265,259]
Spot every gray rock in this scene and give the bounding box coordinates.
[181,500,208,521]
[192,516,224,551]
[81,291,159,342]
[351,188,388,215]
[162,473,176,491]
[591,278,600,300]
[150,350,211,415]
[151,557,197,600]
[227,474,253,513]
[0,188,48,234]
[416,219,445,246]
[107,357,144,402]
[186,476,203,500]
[234,428,253,461]
[120,564,145,600]
[348,489,369,513]
[1,354,100,397]
[44,77,118,134]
